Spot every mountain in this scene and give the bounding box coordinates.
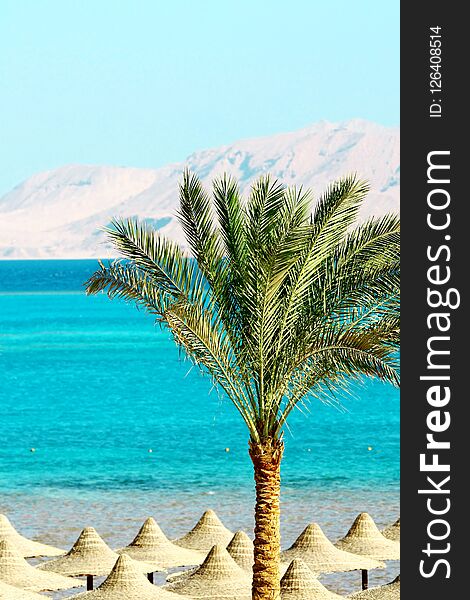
[0,119,399,258]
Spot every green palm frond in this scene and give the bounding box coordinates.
[85,260,171,316]
[101,218,206,302]
[177,169,223,281]
[86,171,400,443]
[164,301,258,434]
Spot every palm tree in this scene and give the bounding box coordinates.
[85,170,399,600]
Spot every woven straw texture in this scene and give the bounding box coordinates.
[281,524,384,575]
[335,514,400,561]
[117,517,203,568]
[381,519,400,542]
[226,531,254,571]
[349,575,400,599]
[0,514,65,558]
[0,579,50,599]
[38,527,157,577]
[165,544,252,599]
[174,510,233,553]
[281,559,345,599]
[0,539,81,592]
[72,554,183,599]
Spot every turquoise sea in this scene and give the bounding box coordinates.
[0,260,399,596]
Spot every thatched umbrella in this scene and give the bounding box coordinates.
[226,531,254,571]
[164,544,251,599]
[335,514,400,590]
[38,527,157,590]
[174,510,233,553]
[281,558,345,599]
[0,578,53,599]
[349,575,400,599]
[381,519,400,542]
[71,554,184,599]
[166,531,253,583]
[117,517,203,572]
[281,523,384,577]
[0,514,65,557]
[0,539,81,592]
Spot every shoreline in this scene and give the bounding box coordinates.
[1,484,399,550]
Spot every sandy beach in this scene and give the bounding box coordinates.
[2,486,399,598]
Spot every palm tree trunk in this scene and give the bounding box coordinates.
[249,437,284,600]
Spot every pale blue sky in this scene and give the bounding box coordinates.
[0,0,399,196]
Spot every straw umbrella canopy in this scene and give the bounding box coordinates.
[38,527,157,578]
[381,519,400,543]
[38,526,157,590]
[164,544,252,599]
[166,531,254,582]
[0,578,54,600]
[226,531,254,572]
[117,518,203,569]
[174,510,233,553]
[71,554,184,599]
[335,514,400,561]
[0,514,65,558]
[281,524,384,575]
[0,539,82,592]
[349,575,400,599]
[281,559,345,599]
[166,531,252,584]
